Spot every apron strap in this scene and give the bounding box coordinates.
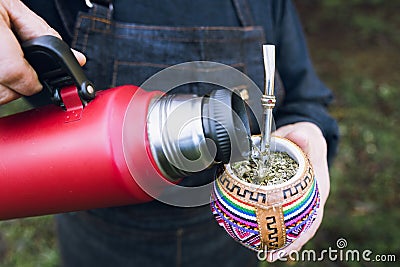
[231,0,255,27]
[86,0,113,7]
[88,2,113,20]
[86,0,114,14]
[54,0,114,40]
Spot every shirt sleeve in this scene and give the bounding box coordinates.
[272,0,339,163]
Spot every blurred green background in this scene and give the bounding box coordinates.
[0,0,399,266]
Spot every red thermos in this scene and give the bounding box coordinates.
[0,36,250,220]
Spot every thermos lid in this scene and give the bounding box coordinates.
[202,89,251,164]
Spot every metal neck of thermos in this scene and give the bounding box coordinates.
[147,89,251,180]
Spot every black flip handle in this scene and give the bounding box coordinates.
[22,35,95,106]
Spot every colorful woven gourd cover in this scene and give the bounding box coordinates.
[211,137,320,252]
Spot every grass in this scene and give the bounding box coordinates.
[0,217,59,267]
[1,1,400,266]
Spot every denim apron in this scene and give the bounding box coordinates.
[55,1,279,266]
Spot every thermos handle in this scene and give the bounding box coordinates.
[22,35,96,107]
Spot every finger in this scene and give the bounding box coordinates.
[267,209,324,262]
[8,1,86,66]
[0,0,54,99]
[284,130,311,155]
[72,49,86,66]
[267,249,286,262]
[6,0,61,41]
[0,84,22,104]
[0,21,42,97]
[274,125,311,154]
[286,211,323,252]
[273,124,295,137]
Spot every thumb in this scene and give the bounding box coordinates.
[273,122,330,203]
[284,130,311,155]
[273,124,311,154]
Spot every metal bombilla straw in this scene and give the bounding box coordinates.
[258,44,276,177]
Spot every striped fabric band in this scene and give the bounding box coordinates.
[213,178,258,228]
